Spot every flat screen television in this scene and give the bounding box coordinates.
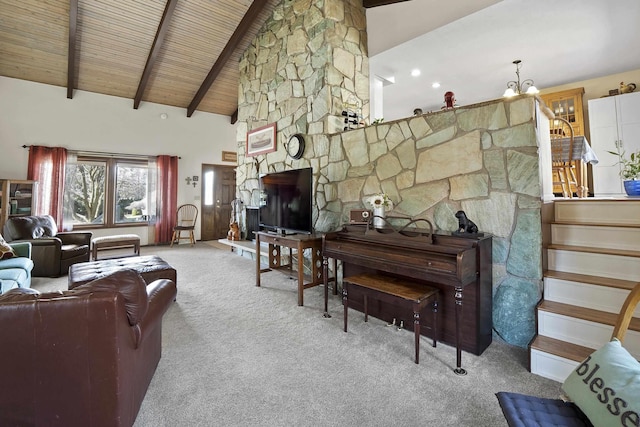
[259,167,313,235]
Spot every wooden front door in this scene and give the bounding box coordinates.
[201,164,236,241]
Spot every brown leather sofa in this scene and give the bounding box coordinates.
[2,214,92,277]
[0,269,177,427]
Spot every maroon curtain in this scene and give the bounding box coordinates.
[27,146,67,228]
[155,155,178,244]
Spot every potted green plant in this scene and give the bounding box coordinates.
[607,148,640,196]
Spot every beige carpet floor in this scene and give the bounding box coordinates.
[31,242,562,426]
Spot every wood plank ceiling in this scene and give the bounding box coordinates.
[0,0,405,119]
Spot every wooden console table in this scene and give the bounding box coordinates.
[255,231,332,306]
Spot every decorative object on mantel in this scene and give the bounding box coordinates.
[342,95,363,131]
[607,147,640,196]
[342,109,362,131]
[620,82,637,94]
[227,199,243,241]
[454,210,481,235]
[442,91,457,109]
[503,59,538,97]
[227,221,240,241]
[366,193,393,229]
[349,209,371,224]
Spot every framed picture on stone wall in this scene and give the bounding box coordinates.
[246,123,277,157]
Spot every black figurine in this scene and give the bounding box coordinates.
[455,210,478,234]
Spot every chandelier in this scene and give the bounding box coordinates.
[503,60,539,97]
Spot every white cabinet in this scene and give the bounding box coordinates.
[588,91,640,196]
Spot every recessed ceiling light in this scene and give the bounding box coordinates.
[411,69,421,77]
[432,82,441,89]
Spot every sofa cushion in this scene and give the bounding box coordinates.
[562,338,640,427]
[496,392,593,427]
[0,236,16,260]
[4,215,58,240]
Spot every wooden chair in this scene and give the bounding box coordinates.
[170,204,198,247]
[612,281,640,342]
[550,117,579,198]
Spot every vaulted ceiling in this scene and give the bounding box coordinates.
[0,0,405,121]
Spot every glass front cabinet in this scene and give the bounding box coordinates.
[540,87,585,137]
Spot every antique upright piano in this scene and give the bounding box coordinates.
[322,220,492,374]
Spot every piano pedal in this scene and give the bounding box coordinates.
[386,318,396,327]
[397,320,404,331]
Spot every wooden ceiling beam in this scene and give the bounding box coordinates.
[67,0,78,99]
[134,0,178,109]
[187,0,268,118]
[363,0,411,8]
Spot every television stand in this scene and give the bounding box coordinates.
[266,229,301,237]
[255,231,336,307]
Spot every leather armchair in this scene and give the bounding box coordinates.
[2,214,92,277]
[0,269,177,427]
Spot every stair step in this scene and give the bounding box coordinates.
[544,270,638,291]
[529,335,592,382]
[548,244,640,258]
[530,334,593,363]
[543,271,640,316]
[551,223,640,251]
[537,300,640,359]
[539,300,619,326]
[554,199,640,226]
[548,246,640,281]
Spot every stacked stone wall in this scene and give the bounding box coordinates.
[234,0,543,348]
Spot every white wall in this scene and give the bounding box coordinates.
[0,76,238,243]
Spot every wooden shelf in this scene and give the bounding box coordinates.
[0,179,37,232]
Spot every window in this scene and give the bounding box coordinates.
[64,156,154,227]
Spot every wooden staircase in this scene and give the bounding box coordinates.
[529,199,640,382]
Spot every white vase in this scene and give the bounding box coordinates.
[372,206,385,228]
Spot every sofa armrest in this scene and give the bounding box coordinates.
[25,237,63,250]
[137,279,177,346]
[57,231,92,246]
[0,287,40,302]
[9,242,32,258]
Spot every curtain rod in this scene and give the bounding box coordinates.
[21,145,181,159]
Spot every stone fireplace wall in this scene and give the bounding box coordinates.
[235,0,543,348]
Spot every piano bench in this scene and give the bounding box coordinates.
[342,273,439,364]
